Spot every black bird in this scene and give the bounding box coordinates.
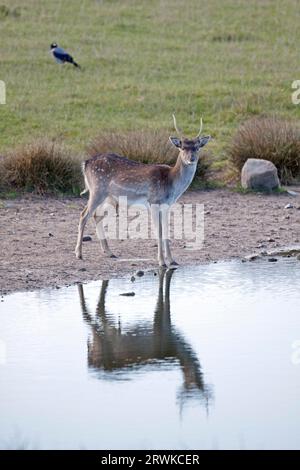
[50,43,80,68]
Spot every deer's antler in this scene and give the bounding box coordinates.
[195,117,203,138]
[172,114,183,138]
[173,114,203,138]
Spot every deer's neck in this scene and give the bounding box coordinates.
[170,154,197,201]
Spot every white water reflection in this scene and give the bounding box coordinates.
[0,258,300,449]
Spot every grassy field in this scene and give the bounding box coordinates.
[1,0,300,164]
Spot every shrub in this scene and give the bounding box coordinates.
[0,139,82,194]
[87,130,211,183]
[229,116,300,184]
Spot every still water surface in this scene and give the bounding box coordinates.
[0,259,300,449]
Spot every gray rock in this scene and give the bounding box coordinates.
[83,236,92,242]
[241,159,280,191]
[284,203,293,209]
[135,270,144,277]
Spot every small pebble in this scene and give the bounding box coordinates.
[285,203,293,209]
[83,236,92,242]
[119,292,135,297]
[48,233,54,237]
[79,267,87,272]
[268,257,278,262]
[130,276,135,282]
[135,270,144,277]
[246,254,260,261]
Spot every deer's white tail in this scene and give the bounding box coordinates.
[80,187,89,196]
[80,161,90,196]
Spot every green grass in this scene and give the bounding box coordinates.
[1,0,300,163]
[0,190,19,199]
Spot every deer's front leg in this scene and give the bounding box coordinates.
[161,206,178,267]
[151,205,167,267]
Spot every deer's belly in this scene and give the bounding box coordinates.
[109,180,150,206]
[111,194,150,208]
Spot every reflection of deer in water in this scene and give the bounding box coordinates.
[78,269,212,407]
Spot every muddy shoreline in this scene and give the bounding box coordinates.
[1,189,300,296]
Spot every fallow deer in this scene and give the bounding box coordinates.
[75,116,211,266]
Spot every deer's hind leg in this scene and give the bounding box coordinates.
[94,215,116,259]
[93,197,117,258]
[75,192,106,260]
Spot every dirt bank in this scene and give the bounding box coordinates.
[1,189,300,295]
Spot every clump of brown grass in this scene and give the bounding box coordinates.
[229,116,300,184]
[87,129,211,183]
[0,139,82,194]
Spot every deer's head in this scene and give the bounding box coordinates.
[169,114,211,165]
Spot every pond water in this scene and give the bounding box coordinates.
[0,258,300,450]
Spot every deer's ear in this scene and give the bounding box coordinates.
[196,135,211,150]
[169,136,182,148]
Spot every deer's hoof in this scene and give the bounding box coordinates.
[170,260,179,267]
[159,263,168,269]
[75,251,82,260]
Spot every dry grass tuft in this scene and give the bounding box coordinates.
[229,116,300,184]
[0,139,82,194]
